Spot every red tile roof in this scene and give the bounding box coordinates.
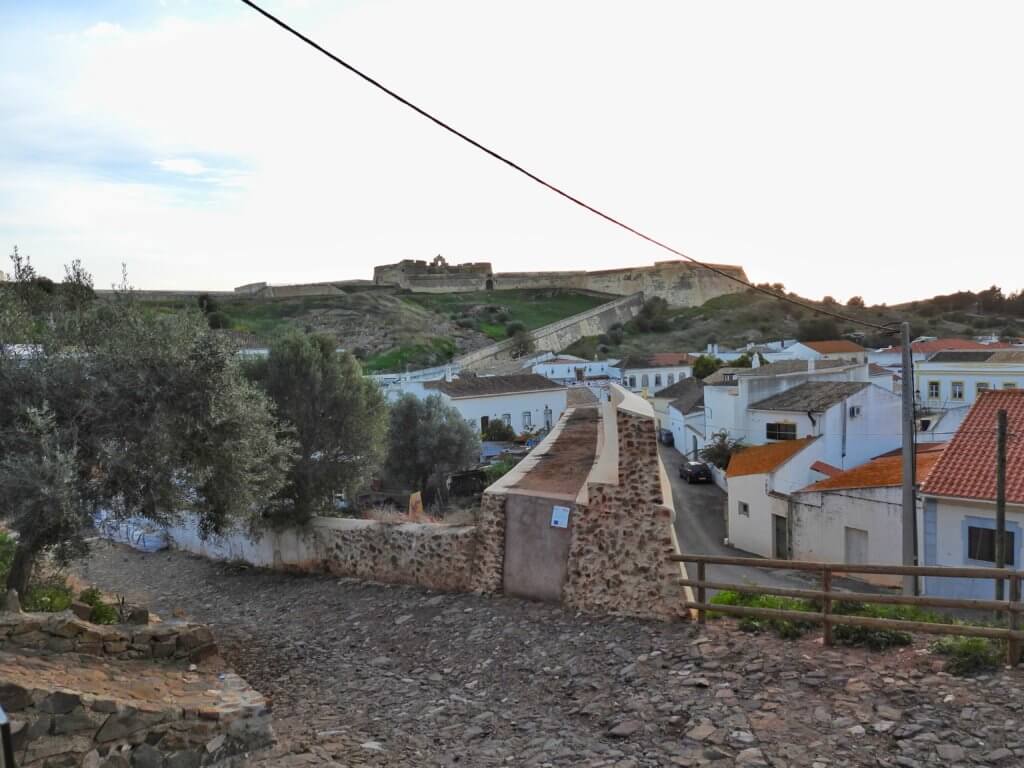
[920,390,1024,505]
[801,340,865,353]
[810,461,843,478]
[802,449,945,492]
[727,437,818,478]
[868,363,893,377]
[889,338,996,354]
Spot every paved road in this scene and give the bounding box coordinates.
[659,443,884,596]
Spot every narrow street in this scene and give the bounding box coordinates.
[659,444,885,596]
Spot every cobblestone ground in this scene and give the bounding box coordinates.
[74,542,1024,767]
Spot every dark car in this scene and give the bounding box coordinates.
[679,460,712,483]
[658,428,674,446]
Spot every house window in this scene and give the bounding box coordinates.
[654,374,662,388]
[522,411,532,429]
[667,373,675,385]
[641,374,649,388]
[976,382,991,397]
[848,405,861,419]
[951,381,965,400]
[502,413,512,426]
[628,376,637,388]
[766,423,797,441]
[738,501,750,517]
[967,526,1015,565]
[1005,382,1018,389]
[927,381,940,399]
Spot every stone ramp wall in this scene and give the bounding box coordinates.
[456,292,644,370]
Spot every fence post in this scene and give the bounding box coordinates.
[822,565,833,646]
[1009,574,1021,666]
[697,560,706,625]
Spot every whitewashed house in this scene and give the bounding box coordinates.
[912,350,1024,443]
[725,437,823,558]
[615,354,694,394]
[789,447,946,586]
[868,363,898,392]
[869,337,1007,371]
[664,381,706,458]
[532,355,619,384]
[919,390,1024,599]
[648,376,702,431]
[785,340,868,364]
[424,374,568,436]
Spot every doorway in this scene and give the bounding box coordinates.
[772,514,789,559]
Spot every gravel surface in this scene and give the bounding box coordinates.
[74,541,1024,767]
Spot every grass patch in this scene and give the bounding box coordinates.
[362,338,457,373]
[931,636,1004,676]
[709,590,816,639]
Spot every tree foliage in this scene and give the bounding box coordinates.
[0,250,292,592]
[247,332,387,525]
[693,354,725,379]
[482,419,516,441]
[699,431,745,470]
[384,395,480,497]
[796,317,840,341]
[846,295,865,308]
[509,329,535,358]
[630,297,671,333]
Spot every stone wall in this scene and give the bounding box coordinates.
[562,398,688,620]
[455,292,644,370]
[0,611,271,766]
[165,516,479,593]
[0,611,217,663]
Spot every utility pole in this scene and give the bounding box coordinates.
[900,322,917,595]
[996,409,1008,600]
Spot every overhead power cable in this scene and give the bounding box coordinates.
[240,0,900,334]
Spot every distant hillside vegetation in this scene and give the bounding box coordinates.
[564,284,1023,360]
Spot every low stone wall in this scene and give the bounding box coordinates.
[166,516,479,592]
[0,611,271,766]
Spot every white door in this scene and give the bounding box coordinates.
[844,527,869,565]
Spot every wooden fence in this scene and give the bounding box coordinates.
[670,553,1022,665]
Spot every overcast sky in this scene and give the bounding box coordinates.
[2,1,1022,304]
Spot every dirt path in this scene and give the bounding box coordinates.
[74,541,1024,767]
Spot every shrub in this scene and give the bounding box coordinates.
[505,320,525,335]
[708,591,815,639]
[832,624,912,650]
[23,582,73,613]
[206,310,231,329]
[79,587,103,607]
[482,420,516,441]
[484,458,518,484]
[0,532,15,584]
[699,431,744,469]
[89,602,120,625]
[931,637,1003,676]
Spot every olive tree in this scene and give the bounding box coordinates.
[384,394,480,499]
[0,251,293,593]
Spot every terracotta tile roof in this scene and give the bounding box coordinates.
[889,338,994,354]
[801,340,865,354]
[921,390,1024,505]
[802,449,945,492]
[727,436,819,478]
[425,374,564,398]
[869,363,893,377]
[810,461,843,478]
[620,353,695,370]
[749,381,869,412]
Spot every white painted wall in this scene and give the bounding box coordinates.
[914,361,1024,410]
[617,365,693,393]
[447,389,568,434]
[668,404,706,459]
[533,359,618,382]
[726,473,789,558]
[790,486,903,586]
[920,496,1024,599]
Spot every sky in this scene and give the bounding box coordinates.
[1,0,1022,304]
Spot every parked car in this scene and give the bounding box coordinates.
[679,460,712,483]
[658,428,674,446]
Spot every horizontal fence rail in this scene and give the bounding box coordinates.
[672,553,1023,665]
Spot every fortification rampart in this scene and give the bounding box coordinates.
[455,292,644,370]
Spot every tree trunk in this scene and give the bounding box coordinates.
[6,542,36,596]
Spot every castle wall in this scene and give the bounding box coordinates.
[456,292,644,370]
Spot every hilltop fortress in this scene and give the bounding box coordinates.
[370,256,748,307]
[230,256,748,308]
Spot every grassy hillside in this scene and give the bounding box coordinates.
[404,289,611,341]
[564,287,1023,360]
[146,288,611,373]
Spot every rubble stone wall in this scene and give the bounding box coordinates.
[167,515,480,593]
[562,397,688,620]
[0,611,217,663]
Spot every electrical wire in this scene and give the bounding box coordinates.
[239,0,902,335]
